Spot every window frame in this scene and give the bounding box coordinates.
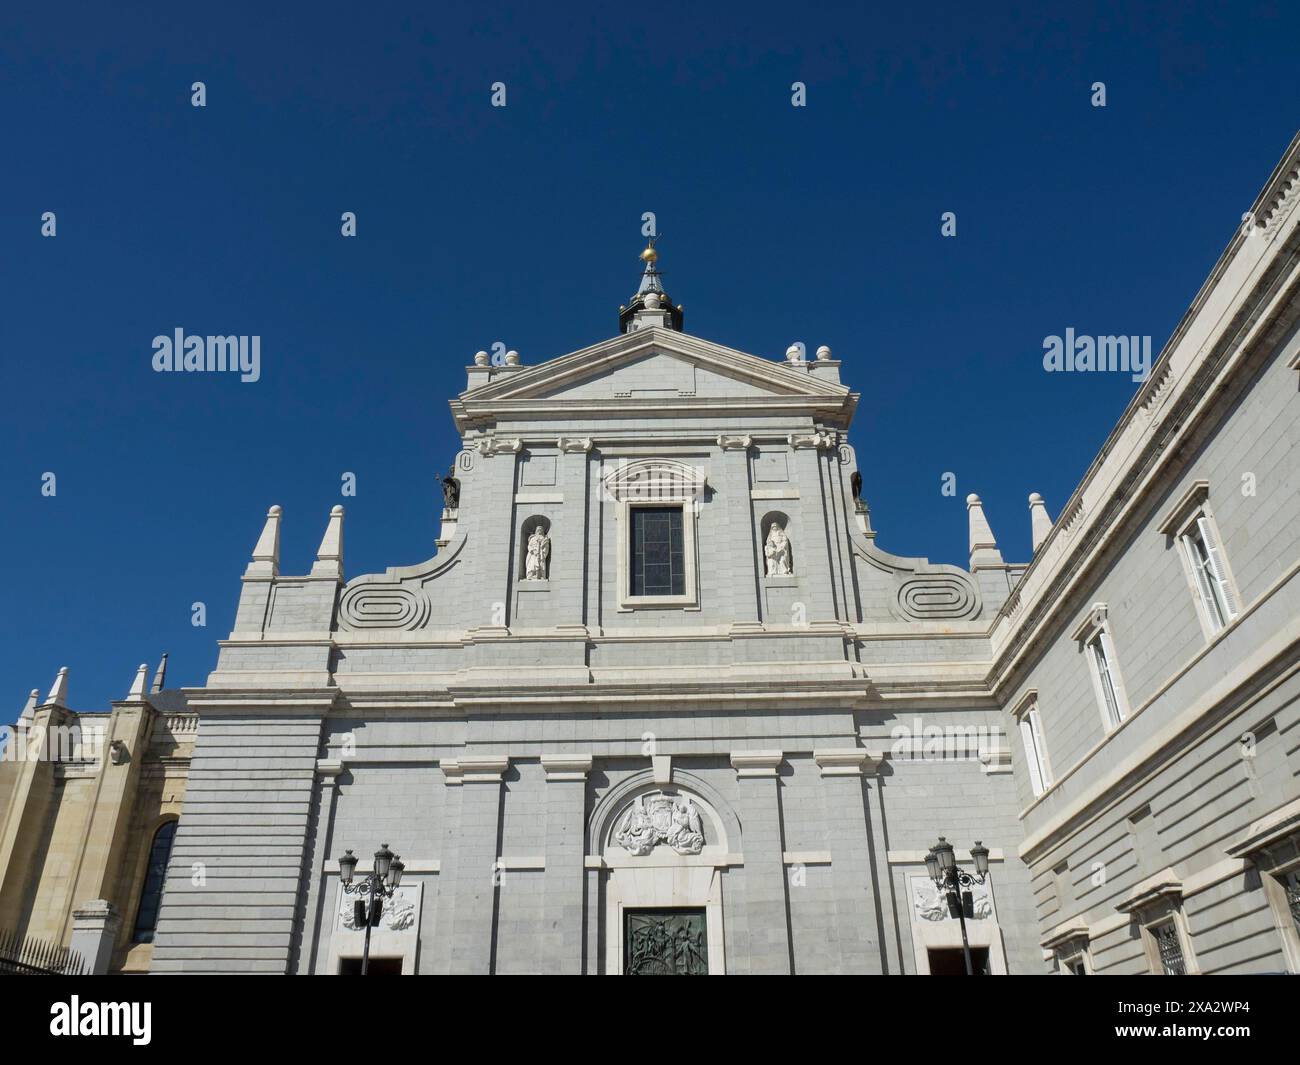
[1011,689,1052,799]
[131,818,179,944]
[1144,915,1194,976]
[605,459,704,611]
[1157,480,1241,640]
[629,505,687,598]
[1073,603,1131,733]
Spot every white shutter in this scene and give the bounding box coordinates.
[1029,708,1052,786]
[1020,717,1044,796]
[1097,629,1126,722]
[1196,516,1238,621]
[1183,532,1221,629]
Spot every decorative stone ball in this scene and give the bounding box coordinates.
[815,345,832,361]
[643,292,661,309]
[474,350,490,366]
[1028,492,1044,505]
[786,344,802,361]
[967,493,981,505]
[505,350,520,366]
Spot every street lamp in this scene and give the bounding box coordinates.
[925,836,991,976]
[337,843,405,975]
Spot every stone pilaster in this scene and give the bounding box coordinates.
[70,899,121,974]
[815,748,883,973]
[540,754,592,974]
[448,756,508,974]
[429,759,464,974]
[731,750,791,973]
[295,758,344,974]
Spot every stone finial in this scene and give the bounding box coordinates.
[19,688,39,723]
[504,350,521,366]
[473,350,490,366]
[151,652,169,693]
[245,505,282,578]
[311,505,345,578]
[815,345,832,361]
[126,663,149,701]
[785,343,802,363]
[966,494,1005,570]
[45,666,69,708]
[1028,492,1054,552]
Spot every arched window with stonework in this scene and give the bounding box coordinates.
[132,820,178,943]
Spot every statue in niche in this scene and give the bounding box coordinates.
[524,523,551,580]
[764,522,793,577]
[441,467,460,510]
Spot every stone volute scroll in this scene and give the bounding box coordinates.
[613,792,705,856]
[523,521,551,580]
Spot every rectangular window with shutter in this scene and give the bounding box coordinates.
[1182,518,1238,633]
[1087,631,1126,729]
[1158,483,1241,642]
[1017,702,1052,798]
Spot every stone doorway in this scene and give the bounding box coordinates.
[926,947,989,975]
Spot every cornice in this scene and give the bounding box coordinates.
[987,208,1300,693]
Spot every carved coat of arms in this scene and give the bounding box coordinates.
[911,879,993,923]
[339,883,418,931]
[614,793,705,856]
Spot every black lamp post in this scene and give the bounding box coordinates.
[925,837,991,976]
[337,843,405,975]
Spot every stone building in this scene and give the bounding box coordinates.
[3,133,1298,975]
[0,659,193,973]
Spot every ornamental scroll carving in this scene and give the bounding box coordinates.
[339,883,418,931]
[911,878,993,923]
[614,792,705,856]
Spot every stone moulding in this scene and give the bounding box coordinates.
[849,530,983,622]
[336,534,466,631]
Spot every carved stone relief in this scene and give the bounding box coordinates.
[613,792,705,856]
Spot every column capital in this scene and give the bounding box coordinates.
[315,757,345,779]
[814,748,877,776]
[730,750,784,777]
[541,753,593,782]
[458,756,510,783]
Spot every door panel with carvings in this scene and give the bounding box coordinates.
[624,909,708,975]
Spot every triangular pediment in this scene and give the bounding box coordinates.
[460,328,848,403]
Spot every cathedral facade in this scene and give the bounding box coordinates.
[3,134,1299,975]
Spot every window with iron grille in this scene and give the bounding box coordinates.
[1283,869,1300,938]
[630,506,685,597]
[1152,920,1186,975]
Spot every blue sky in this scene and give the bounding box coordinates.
[2,1,1297,709]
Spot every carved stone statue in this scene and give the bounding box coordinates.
[764,522,792,577]
[851,470,863,512]
[524,523,550,580]
[441,468,460,510]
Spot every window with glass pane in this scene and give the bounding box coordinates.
[1088,634,1124,728]
[133,820,178,943]
[1185,521,1233,630]
[1152,921,1186,975]
[630,507,685,596]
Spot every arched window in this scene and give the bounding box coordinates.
[132,820,178,943]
